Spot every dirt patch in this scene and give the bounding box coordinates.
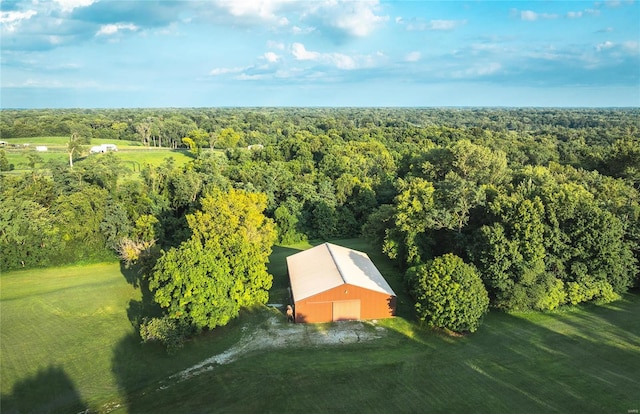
[172,316,387,382]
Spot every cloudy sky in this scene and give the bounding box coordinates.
[1,0,639,108]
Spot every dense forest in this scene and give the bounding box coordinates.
[1,108,639,324]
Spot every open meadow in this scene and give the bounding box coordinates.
[2,239,639,413]
[1,136,195,173]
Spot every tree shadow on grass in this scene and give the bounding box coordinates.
[120,261,142,287]
[110,311,251,413]
[1,365,87,414]
[103,294,640,413]
[548,293,640,347]
[451,309,640,413]
[119,262,163,329]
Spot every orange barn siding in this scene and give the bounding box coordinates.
[294,284,396,323]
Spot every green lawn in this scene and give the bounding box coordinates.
[1,241,639,413]
[0,263,244,413]
[2,135,195,173]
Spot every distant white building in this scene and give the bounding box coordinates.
[90,144,118,153]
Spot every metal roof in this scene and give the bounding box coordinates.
[287,243,396,301]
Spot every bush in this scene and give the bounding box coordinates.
[139,316,193,354]
[408,254,489,333]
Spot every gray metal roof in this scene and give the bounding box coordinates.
[287,243,396,301]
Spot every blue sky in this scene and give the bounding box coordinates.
[1,0,639,108]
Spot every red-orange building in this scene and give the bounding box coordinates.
[286,243,396,323]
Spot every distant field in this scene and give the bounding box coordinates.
[1,136,142,147]
[1,136,197,172]
[1,240,639,413]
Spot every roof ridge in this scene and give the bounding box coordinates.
[325,243,347,284]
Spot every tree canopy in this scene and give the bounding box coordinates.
[149,188,276,331]
[1,107,638,323]
[407,254,489,333]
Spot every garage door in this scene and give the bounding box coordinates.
[332,300,360,321]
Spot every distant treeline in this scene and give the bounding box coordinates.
[1,108,638,313]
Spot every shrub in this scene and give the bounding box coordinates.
[408,254,489,333]
[139,316,193,354]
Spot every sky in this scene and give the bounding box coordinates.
[1,0,639,108]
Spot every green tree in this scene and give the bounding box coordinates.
[26,152,43,169]
[218,127,241,149]
[52,186,110,261]
[149,188,276,331]
[0,197,60,270]
[407,254,489,333]
[100,199,131,249]
[182,128,209,155]
[602,138,640,186]
[391,177,437,265]
[67,132,84,168]
[475,189,563,311]
[273,198,305,245]
[0,149,12,171]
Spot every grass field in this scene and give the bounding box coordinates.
[2,136,196,173]
[1,240,639,413]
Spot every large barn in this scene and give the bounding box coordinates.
[286,243,396,323]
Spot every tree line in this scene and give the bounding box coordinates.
[1,108,638,337]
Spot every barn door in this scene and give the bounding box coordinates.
[332,300,360,321]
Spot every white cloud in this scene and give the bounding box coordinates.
[263,52,280,63]
[291,25,315,35]
[429,19,466,30]
[267,40,285,50]
[0,10,37,32]
[290,42,359,70]
[405,51,421,62]
[302,0,388,38]
[622,41,640,54]
[452,62,502,79]
[593,40,640,57]
[595,40,615,51]
[235,73,268,81]
[198,1,385,40]
[53,0,96,13]
[48,35,63,45]
[209,67,247,76]
[327,1,388,37]
[519,10,559,21]
[96,23,139,36]
[567,8,601,18]
[210,0,292,26]
[404,19,467,31]
[5,77,106,89]
[291,42,321,61]
[331,53,357,69]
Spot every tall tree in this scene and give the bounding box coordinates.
[0,197,60,270]
[149,188,276,330]
[67,132,84,168]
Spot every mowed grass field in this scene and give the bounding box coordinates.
[2,136,195,172]
[2,241,639,413]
